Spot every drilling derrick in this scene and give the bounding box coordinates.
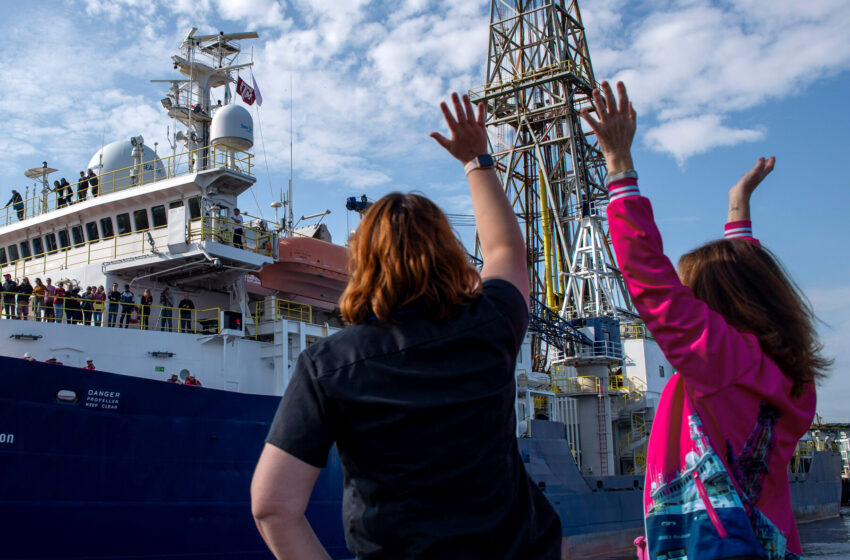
[471,0,637,476]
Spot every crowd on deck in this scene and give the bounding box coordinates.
[1,273,197,332]
[4,169,100,220]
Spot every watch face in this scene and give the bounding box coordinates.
[478,154,494,167]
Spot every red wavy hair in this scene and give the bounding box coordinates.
[340,193,481,323]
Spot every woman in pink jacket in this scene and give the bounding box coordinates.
[581,82,830,560]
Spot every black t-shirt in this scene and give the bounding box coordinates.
[266,279,560,559]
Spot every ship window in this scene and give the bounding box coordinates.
[133,209,150,231]
[188,197,201,219]
[151,205,167,227]
[20,241,31,260]
[71,226,85,247]
[169,200,183,209]
[58,230,70,249]
[7,244,19,262]
[116,213,132,236]
[0,247,6,265]
[32,237,44,256]
[86,221,99,242]
[659,365,665,378]
[100,217,114,239]
[45,233,57,254]
[56,389,79,404]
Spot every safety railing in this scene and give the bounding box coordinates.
[254,298,314,325]
[0,291,222,334]
[620,323,653,340]
[469,60,577,101]
[0,226,172,278]
[551,374,603,395]
[1,214,275,277]
[553,340,623,363]
[187,217,275,257]
[1,143,253,227]
[618,413,648,455]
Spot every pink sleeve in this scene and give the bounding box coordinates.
[724,219,760,246]
[606,180,762,396]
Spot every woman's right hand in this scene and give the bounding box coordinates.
[430,92,488,164]
[580,81,637,175]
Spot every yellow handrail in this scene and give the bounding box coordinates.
[1,143,253,227]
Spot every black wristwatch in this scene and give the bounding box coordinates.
[464,154,495,175]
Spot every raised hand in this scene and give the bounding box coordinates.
[728,157,775,223]
[730,157,775,199]
[580,81,637,175]
[430,93,488,164]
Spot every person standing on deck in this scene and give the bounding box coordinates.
[43,278,55,323]
[32,278,46,321]
[53,282,66,324]
[119,284,135,328]
[107,283,121,328]
[16,277,33,320]
[87,169,99,197]
[178,293,195,333]
[232,208,244,249]
[159,287,174,332]
[2,274,17,319]
[93,285,105,326]
[5,190,24,221]
[77,171,89,201]
[140,289,153,330]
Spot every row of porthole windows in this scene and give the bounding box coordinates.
[0,197,202,265]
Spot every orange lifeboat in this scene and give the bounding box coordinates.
[255,236,349,311]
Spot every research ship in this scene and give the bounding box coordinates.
[0,19,841,560]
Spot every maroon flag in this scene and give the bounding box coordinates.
[236,77,255,106]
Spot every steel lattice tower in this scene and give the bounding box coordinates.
[470,0,633,368]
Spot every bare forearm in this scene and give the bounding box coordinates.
[604,151,635,176]
[254,514,330,560]
[727,192,751,222]
[468,167,524,259]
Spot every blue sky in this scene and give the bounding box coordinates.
[1,0,848,420]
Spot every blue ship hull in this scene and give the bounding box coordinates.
[0,357,348,559]
[0,357,842,559]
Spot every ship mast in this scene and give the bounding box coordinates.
[152,29,258,171]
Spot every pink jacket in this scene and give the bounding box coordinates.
[607,178,815,555]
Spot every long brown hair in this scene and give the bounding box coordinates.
[340,193,481,323]
[678,239,830,396]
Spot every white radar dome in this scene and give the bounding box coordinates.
[87,139,166,193]
[210,104,254,151]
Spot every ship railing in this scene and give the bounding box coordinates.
[188,217,275,258]
[620,323,652,340]
[0,225,173,277]
[551,374,605,395]
[0,293,226,334]
[0,218,272,277]
[553,340,623,362]
[1,143,253,227]
[254,298,313,325]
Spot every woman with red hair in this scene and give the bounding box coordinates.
[251,93,561,559]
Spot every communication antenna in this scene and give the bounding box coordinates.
[287,73,294,236]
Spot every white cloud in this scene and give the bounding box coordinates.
[643,114,765,165]
[587,0,850,163]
